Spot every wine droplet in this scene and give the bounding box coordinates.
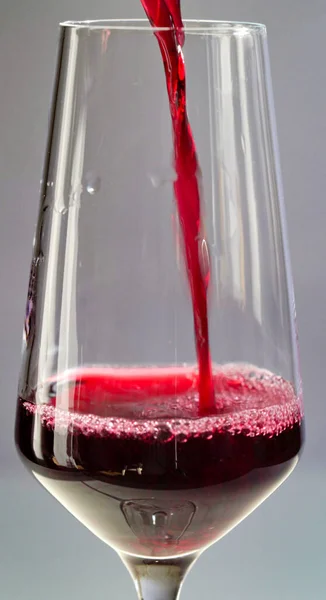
[149,174,162,189]
[58,206,68,215]
[86,173,101,195]
[149,167,177,189]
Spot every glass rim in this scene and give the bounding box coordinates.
[60,18,266,34]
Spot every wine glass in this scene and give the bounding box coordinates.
[15,20,303,600]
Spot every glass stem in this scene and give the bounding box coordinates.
[121,554,198,600]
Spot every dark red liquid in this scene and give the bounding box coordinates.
[16,365,303,558]
[140,0,213,413]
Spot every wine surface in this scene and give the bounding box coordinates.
[16,364,303,558]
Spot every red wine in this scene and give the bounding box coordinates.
[140,0,213,413]
[16,365,303,558]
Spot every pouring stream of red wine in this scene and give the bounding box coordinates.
[140,0,214,414]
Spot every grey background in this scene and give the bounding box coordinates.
[1,0,325,598]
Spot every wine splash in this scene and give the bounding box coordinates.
[140,0,214,414]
